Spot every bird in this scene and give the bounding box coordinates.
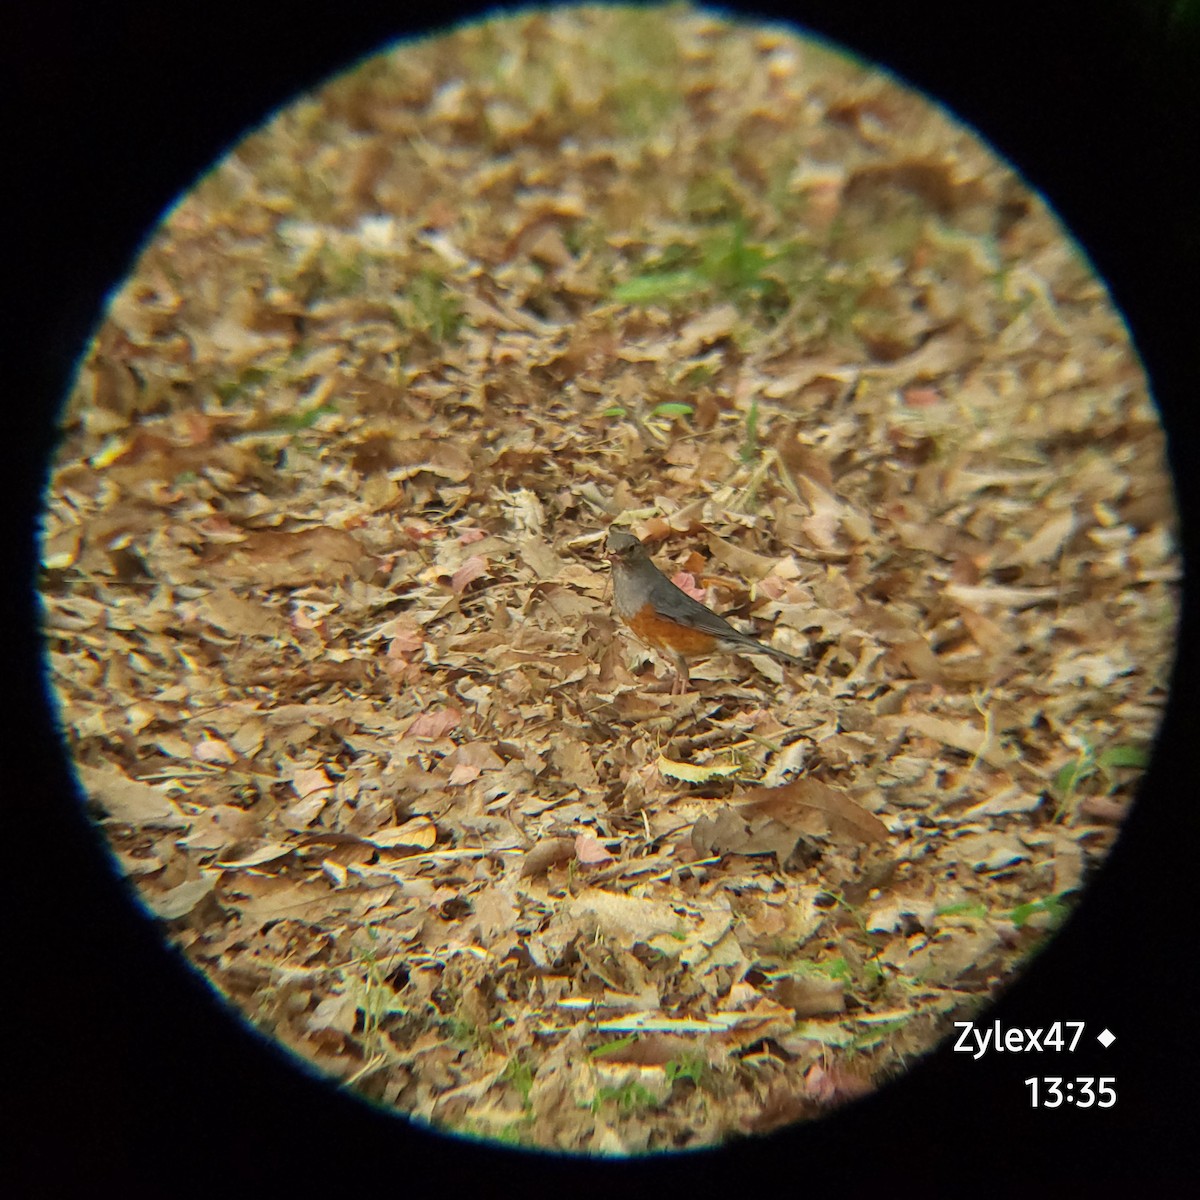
[605,528,803,693]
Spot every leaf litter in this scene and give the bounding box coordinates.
[41,5,1177,1154]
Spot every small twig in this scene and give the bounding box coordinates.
[645,855,722,883]
[968,690,996,773]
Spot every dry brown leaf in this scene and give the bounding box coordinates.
[692,806,769,858]
[279,793,328,831]
[993,508,1077,568]
[201,589,287,639]
[388,439,472,481]
[803,1061,875,1106]
[146,873,219,919]
[469,883,520,940]
[771,974,847,1017]
[705,536,789,579]
[292,765,335,798]
[955,604,1013,651]
[217,841,294,869]
[205,527,365,587]
[406,708,462,740]
[178,805,260,852]
[518,537,565,579]
[75,764,187,829]
[370,819,438,850]
[550,738,600,790]
[901,927,1003,985]
[574,832,615,866]
[943,582,1060,609]
[889,637,949,683]
[657,754,741,783]
[565,890,681,943]
[1078,795,1131,824]
[882,713,1017,771]
[450,555,489,594]
[308,992,358,1035]
[737,779,890,844]
[520,837,576,877]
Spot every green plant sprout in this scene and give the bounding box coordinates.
[589,1034,638,1059]
[350,928,407,1061]
[501,1055,536,1108]
[740,395,760,463]
[272,401,338,432]
[1007,892,1071,930]
[587,1080,660,1114]
[1053,738,1148,820]
[406,270,465,343]
[664,1053,710,1087]
[604,400,694,420]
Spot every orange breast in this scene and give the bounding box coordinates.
[627,604,717,656]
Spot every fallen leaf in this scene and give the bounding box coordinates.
[994,508,1076,568]
[204,526,364,587]
[693,808,800,861]
[902,927,1002,985]
[771,974,846,1017]
[279,793,328,831]
[574,832,615,866]
[565,889,681,943]
[387,439,473,482]
[657,754,741,783]
[192,735,238,764]
[292,765,335,798]
[1078,795,1130,824]
[76,764,187,828]
[737,779,890,844]
[387,626,425,654]
[308,992,358,1034]
[146,873,218,919]
[370,818,438,850]
[178,804,259,851]
[451,555,488,594]
[953,831,1030,872]
[882,713,1017,771]
[217,841,294,869]
[406,708,461,740]
[669,570,706,603]
[803,1060,874,1105]
[943,582,1060,609]
[520,837,576,877]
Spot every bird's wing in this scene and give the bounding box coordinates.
[647,571,800,662]
[646,573,746,640]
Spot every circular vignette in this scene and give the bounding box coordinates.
[33,1,1185,1165]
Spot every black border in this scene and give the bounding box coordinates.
[10,1,1199,1190]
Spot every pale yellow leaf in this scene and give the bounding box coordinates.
[657,755,741,783]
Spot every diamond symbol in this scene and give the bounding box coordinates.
[1097,1028,1116,1048]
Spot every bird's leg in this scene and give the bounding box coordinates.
[671,652,690,695]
